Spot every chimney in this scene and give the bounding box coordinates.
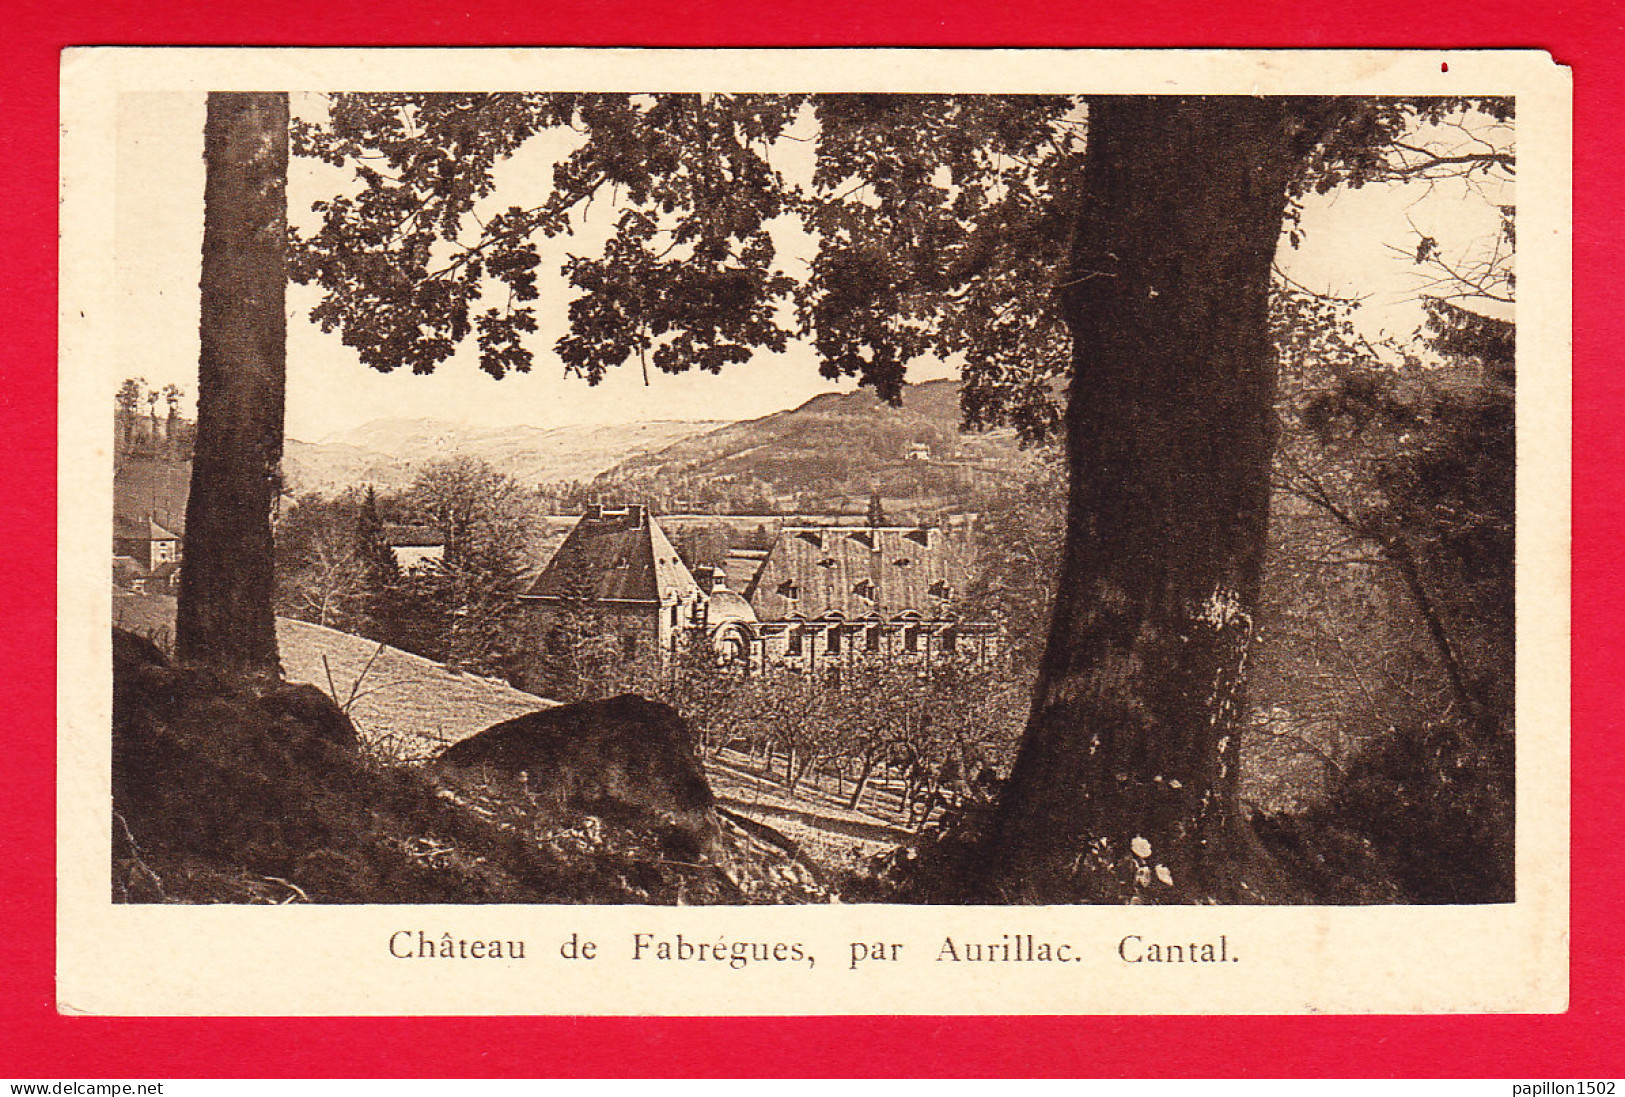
[694,565,717,594]
[583,503,602,520]
[627,503,648,527]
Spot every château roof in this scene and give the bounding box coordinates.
[521,505,700,605]
[746,524,970,621]
[723,548,769,594]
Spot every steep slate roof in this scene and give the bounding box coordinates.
[114,515,180,543]
[522,506,701,605]
[723,548,769,594]
[746,525,970,620]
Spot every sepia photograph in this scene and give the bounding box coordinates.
[60,48,1570,1016]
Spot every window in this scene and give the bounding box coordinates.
[865,626,881,653]
[942,628,958,654]
[715,628,746,664]
[622,633,639,658]
[827,628,842,655]
[905,627,921,654]
[787,629,803,656]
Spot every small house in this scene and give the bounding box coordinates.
[113,514,181,572]
[383,525,447,573]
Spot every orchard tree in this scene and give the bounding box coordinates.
[183,89,1511,901]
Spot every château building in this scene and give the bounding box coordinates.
[728,521,1001,673]
[513,504,707,693]
[513,503,1001,692]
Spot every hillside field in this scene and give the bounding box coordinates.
[112,594,918,876]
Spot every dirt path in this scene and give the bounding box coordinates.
[705,751,917,871]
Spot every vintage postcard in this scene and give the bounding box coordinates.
[58,48,1570,1016]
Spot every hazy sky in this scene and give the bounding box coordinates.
[114,93,1511,443]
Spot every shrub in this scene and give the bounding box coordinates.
[1257,719,1513,904]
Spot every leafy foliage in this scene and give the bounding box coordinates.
[284,91,1518,904]
[1255,718,1513,904]
[1253,254,1516,901]
[388,458,533,676]
[274,491,369,632]
[1273,284,1515,734]
[961,447,1066,684]
[292,93,1511,457]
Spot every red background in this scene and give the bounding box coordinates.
[2,0,1615,1077]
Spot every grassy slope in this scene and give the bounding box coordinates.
[113,593,919,880]
[113,594,548,759]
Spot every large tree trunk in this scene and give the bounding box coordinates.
[974,97,1316,903]
[176,93,289,677]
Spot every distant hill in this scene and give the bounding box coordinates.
[112,384,1040,524]
[115,417,728,519]
[595,379,1038,516]
[282,437,417,496]
[311,417,724,491]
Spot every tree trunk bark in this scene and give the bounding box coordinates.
[176,93,289,677]
[846,755,877,811]
[974,97,1313,904]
